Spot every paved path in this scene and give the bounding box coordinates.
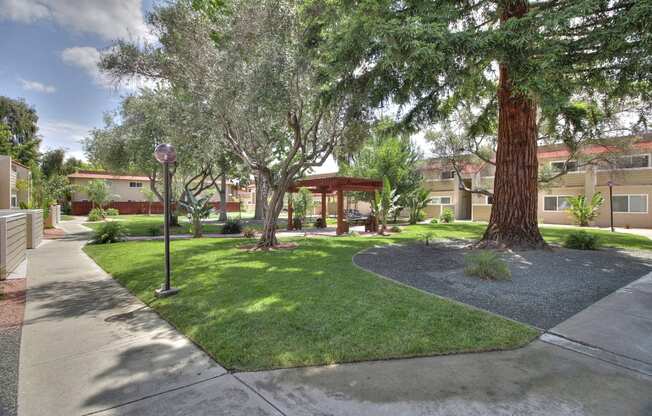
[18,220,281,416]
[17,219,652,415]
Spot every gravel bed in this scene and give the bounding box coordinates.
[354,242,652,329]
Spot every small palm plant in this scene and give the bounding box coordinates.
[566,192,604,226]
[179,193,213,238]
[371,177,400,235]
[406,187,431,225]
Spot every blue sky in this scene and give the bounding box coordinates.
[0,0,155,160]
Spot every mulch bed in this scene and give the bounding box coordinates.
[0,279,26,416]
[0,279,26,329]
[354,242,652,329]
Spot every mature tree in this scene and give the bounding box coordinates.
[102,0,367,248]
[339,119,422,219]
[0,96,41,165]
[41,149,66,177]
[313,0,652,249]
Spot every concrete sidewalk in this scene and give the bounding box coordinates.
[18,220,281,416]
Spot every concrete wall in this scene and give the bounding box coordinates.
[0,209,42,249]
[0,212,26,280]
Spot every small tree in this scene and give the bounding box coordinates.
[292,188,314,229]
[406,188,431,225]
[372,177,400,235]
[142,188,156,216]
[179,192,213,238]
[84,180,113,212]
[567,193,605,227]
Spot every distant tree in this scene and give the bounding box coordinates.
[292,187,315,228]
[340,120,422,220]
[142,188,157,216]
[84,180,114,210]
[405,188,431,225]
[0,96,41,166]
[372,177,400,235]
[41,149,66,178]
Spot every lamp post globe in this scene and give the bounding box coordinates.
[154,143,179,298]
[154,143,177,164]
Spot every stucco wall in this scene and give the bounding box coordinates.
[71,178,149,202]
[472,205,491,222]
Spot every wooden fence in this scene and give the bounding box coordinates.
[71,201,241,215]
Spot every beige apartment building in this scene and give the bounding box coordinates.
[0,155,31,209]
[420,135,652,229]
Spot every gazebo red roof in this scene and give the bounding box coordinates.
[288,174,382,193]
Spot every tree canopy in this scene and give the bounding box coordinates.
[0,96,41,166]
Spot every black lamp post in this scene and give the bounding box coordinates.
[154,143,179,298]
[607,180,614,232]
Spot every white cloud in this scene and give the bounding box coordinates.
[39,119,91,160]
[0,0,150,42]
[61,46,159,92]
[19,78,56,94]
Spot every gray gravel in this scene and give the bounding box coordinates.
[0,325,21,416]
[354,242,652,329]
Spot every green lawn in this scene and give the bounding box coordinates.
[83,222,651,371]
[83,223,541,371]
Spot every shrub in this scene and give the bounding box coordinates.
[292,217,303,230]
[88,208,105,222]
[563,231,600,250]
[243,227,256,238]
[105,208,120,216]
[313,217,326,228]
[389,225,402,233]
[440,208,455,223]
[419,231,435,245]
[464,251,511,280]
[567,193,604,226]
[147,225,161,236]
[91,221,126,244]
[430,218,439,224]
[221,219,242,234]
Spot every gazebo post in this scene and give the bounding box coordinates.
[336,188,344,235]
[287,193,294,231]
[321,191,327,228]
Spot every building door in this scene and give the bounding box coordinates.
[458,179,472,220]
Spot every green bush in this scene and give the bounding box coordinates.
[105,208,120,216]
[440,208,455,224]
[147,225,162,236]
[464,251,511,280]
[88,208,105,222]
[389,225,402,233]
[430,218,439,224]
[243,227,256,238]
[91,221,126,244]
[313,217,326,228]
[563,231,600,250]
[418,231,435,245]
[221,219,242,234]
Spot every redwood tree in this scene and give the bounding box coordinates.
[313,0,652,249]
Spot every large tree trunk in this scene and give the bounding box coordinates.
[254,172,265,220]
[479,0,546,250]
[218,175,228,221]
[256,185,285,248]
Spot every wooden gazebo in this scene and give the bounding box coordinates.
[287,174,382,235]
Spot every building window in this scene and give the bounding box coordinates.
[485,195,494,205]
[440,170,456,180]
[612,195,647,213]
[129,181,143,188]
[551,161,580,172]
[543,195,571,211]
[615,154,650,169]
[431,196,452,205]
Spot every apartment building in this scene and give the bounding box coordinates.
[0,155,31,209]
[68,170,244,214]
[420,135,652,228]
